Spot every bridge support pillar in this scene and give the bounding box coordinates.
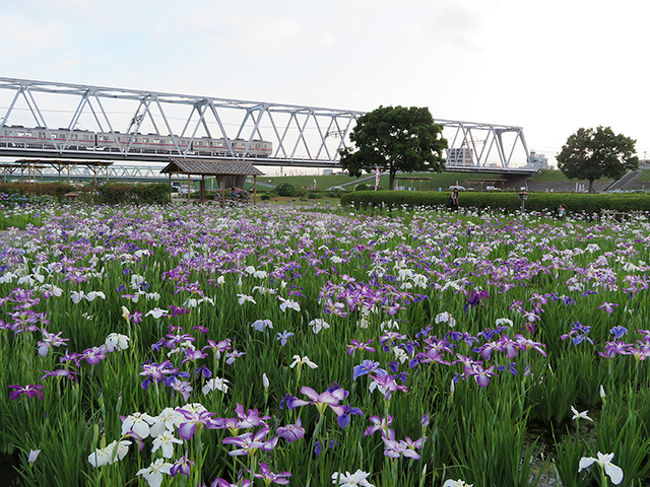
[502,173,530,190]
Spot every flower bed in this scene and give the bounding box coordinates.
[1,204,649,486]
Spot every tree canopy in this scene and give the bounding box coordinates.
[557,126,639,192]
[339,105,447,190]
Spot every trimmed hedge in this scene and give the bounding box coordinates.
[95,183,171,205]
[341,190,650,214]
[0,182,75,199]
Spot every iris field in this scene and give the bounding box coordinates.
[1,201,649,486]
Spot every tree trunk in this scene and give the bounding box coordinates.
[389,170,396,191]
[588,179,594,193]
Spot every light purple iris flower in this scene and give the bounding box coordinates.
[175,409,217,440]
[40,369,77,381]
[210,478,251,487]
[222,428,279,456]
[37,330,69,357]
[598,302,618,314]
[291,386,347,416]
[276,418,305,443]
[234,403,270,429]
[252,463,292,485]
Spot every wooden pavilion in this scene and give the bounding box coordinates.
[160,158,265,205]
[15,159,112,184]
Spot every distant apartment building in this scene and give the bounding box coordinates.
[526,151,549,170]
[447,148,474,167]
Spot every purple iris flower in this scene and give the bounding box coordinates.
[175,409,217,440]
[81,346,107,365]
[234,403,270,429]
[599,341,632,358]
[353,360,383,380]
[40,369,78,381]
[210,478,251,487]
[222,428,279,456]
[276,331,294,347]
[170,453,194,478]
[139,361,178,386]
[337,405,363,428]
[314,439,336,457]
[276,418,305,442]
[364,414,395,440]
[610,326,628,339]
[225,350,245,365]
[467,364,497,387]
[252,463,292,485]
[37,330,69,357]
[346,339,376,354]
[598,302,618,314]
[9,384,44,400]
[464,290,489,313]
[192,325,210,334]
[181,349,207,364]
[279,393,300,410]
[195,365,212,379]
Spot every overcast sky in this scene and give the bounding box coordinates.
[1,0,649,168]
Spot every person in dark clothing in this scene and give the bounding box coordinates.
[449,189,459,210]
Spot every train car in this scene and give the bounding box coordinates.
[0,125,272,156]
[0,126,95,149]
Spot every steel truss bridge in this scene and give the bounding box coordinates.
[0,77,534,174]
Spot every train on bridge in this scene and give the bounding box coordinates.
[0,125,273,157]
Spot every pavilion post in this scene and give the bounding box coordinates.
[187,175,191,203]
[254,175,257,205]
[221,177,225,208]
[200,176,205,204]
[67,166,70,185]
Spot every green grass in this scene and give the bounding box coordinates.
[633,169,650,183]
[0,212,42,230]
[530,170,612,183]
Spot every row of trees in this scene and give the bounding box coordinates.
[339,106,639,192]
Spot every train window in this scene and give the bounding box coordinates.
[141,138,148,143]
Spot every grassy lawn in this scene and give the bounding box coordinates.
[530,169,611,183]
[0,212,42,230]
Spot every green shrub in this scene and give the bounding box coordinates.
[354,183,372,191]
[341,190,650,214]
[275,183,299,197]
[0,182,75,200]
[96,183,171,205]
[261,193,271,201]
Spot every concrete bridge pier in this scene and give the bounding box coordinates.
[502,173,530,190]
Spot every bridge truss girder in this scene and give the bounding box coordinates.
[0,77,530,169]
[0,77,363,165]
[438,119,530,169]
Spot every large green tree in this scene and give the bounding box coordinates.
[339,105,447,190]
[557,126,639,193]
